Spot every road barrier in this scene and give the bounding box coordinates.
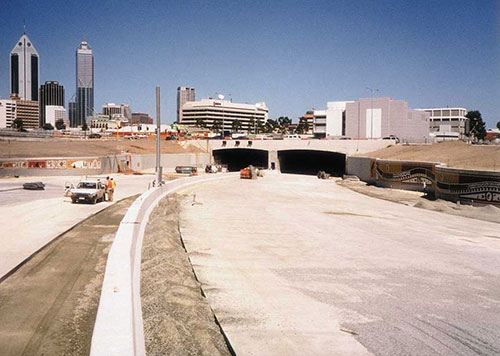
[90,173,237,356]
[346,156,500,206]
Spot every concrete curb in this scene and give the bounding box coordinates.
[90,173,238,356]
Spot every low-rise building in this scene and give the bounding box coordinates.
[0,99,16,128]
[345,97,430,143]
[416,107,468,140]
[180,98,268,133]
[102,103,132,121]
[131,112,153,124]
[313,101,355,138]
[45,105,67,127]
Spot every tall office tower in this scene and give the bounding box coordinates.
[69,101,77,127]
[39,81,64,126]
[177,86,195,122]
[10,31,39,101]
[75,40,94,127]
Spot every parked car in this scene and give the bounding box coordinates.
[88,133,102,139]
[70,179,106,204]
[382,135,400,143]
[175,166,198,174]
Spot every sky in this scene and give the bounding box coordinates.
[1,0,499,127]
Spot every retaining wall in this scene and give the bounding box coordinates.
[346,156,500,205]
[90,173,237,356]
[130,153,210,172]
[0,155,129,177]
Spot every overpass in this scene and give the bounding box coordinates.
[200,139,393,176]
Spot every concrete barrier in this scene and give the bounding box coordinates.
[130,153,211,172]
[345,156,376,184]
[90,173,237,356]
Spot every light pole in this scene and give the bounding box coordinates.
[155,86,162,186]
[366,87,379,139]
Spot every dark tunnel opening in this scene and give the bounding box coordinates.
[278,150,346,176]
[213,149,269,172]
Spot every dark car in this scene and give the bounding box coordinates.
[88,133,102,139]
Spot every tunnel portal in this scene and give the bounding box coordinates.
[213,148,269,172]
[278,150,346,176]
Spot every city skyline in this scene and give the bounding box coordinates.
[0,0,498,128]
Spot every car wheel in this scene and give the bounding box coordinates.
[72,198,77,204]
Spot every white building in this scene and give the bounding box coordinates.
[180,98,268,133]
[416,107,468,140]
[10,32,39,101]
[102,103,132,121]
[315,101,355,137]
[0,100,17,128]
[45,105,67,127]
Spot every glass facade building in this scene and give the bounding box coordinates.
[39,81,64,126]
[74,40,94,127]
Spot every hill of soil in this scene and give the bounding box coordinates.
[359,141,500,171]
[0,137,207,158]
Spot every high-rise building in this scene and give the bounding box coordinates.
[177,87,195,122]
[75,40,94,127]
[10,31,39,101]
[69,101,77,127]
[39,81,64,126]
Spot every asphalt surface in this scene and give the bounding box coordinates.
[0,196,137,356]
[179,173,500,356]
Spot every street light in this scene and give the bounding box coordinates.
[366,87,379,139]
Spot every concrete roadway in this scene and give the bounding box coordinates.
[179,174,500,356]
[0,174,154,279]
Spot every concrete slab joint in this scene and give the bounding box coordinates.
[89,173,238,356]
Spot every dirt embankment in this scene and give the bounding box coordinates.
[0,137,207,158]
[141,194,232,356]
[358,141,500,171]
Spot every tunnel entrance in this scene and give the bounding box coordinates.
[278,150,346,176]
[213,148,269,172]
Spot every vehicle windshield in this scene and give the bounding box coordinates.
[77,182,97,189]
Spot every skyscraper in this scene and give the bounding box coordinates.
[39,81,64,126]
[177,86,195,122]
[75,40,94,127]
[10,30,39,101]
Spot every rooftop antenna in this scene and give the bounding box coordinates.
[23,19,26,34]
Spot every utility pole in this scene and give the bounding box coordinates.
[155,86,162,186]
[366,87,379,139]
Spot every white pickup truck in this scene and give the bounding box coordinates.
[70,179,106,204]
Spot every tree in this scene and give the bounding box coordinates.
[249,118,256,134]
[13,118,23,130]
[212,119,222,133]
[256,120,264,134]
[295,117,310,134]
[195,118,206,128]
[231,119,242,132]
[43,123,54,130]
[263,119,278,133]
[82,122,89,131]
[55,119,66,130]
[497,121,500,130]
[466,111,486,140]
[277,116,292,134]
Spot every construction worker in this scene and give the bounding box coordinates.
[111,177,116,196]
[107,177,114,202]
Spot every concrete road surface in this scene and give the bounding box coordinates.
[0,174,153,279]
[179,174,500,356]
